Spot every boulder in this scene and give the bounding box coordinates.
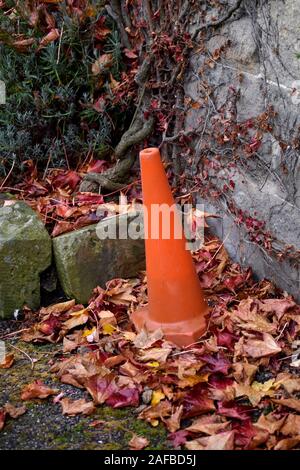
[0,200,52,319]
[53,212,145,304]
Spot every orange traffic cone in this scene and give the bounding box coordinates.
[131,147,209,347]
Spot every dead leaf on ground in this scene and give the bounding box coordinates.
[4,403,26,418]
[40,299,76,316]
[274,437,300,450]
[129,434,149,450]
[162,405,183,433]
[60,397,95,416]
[133,329,164,349]
[254,412,286,434]
[63,309,89,331]
[236,333,281,358]
[275,372,300,395]
[0,353,14,369]
[138,347,172,363]
[185,430,235,450]
[0,409,6,431]
[272,398,300,413]
[21,381,59,400]
[281,414,300,436]
[185,415,229,435]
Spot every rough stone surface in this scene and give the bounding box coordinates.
[53,212,145,304]
[0,201,52,319]
[185,0,300,301]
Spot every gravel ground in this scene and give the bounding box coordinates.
[0,323,167,450]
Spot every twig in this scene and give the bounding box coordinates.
[0,328,30,340]
[8,342,36,370]
[192,0,244,40]
[0,159,15,190]
[56,21,64,65]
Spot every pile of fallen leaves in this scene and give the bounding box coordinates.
[1,235,300,450]
[4,161,141,237]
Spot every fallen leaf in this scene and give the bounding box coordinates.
[163,405,183,433]
[168,430,189,447]
[0,409,6,431]
[238,333,281,358]
[151,390,165,406]
[60,398,95,416]
[21,381,59,400]
[37,28,60,51]
[274,437,300,450]
[275,372,300,394]
[185,430,235,450]
[133,329,164,349]
[185,415,229,435]
[259,298,295,320]
[138,347,172,363]
[281,414,300,436]
[272,398,300,413]
[4,403,26,418]
[102,323,117,335]
[40,300,76,316]
[0,353,14,369]
[217,401,252,421]
[181,386,215,418]
[139,400,172,422]
[129,434,149,450]
[232,298,277,334]
[63,309,89,331]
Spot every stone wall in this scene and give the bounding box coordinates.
[185,0,300,300]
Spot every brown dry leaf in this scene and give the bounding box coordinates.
[254,412,286,434]
[232,298,277,334]
[133,329,164,349]
[238,333,281,358]
[37,28,60,51]
[232,362,258,385]
[163,405,183,433]
[248,428,270,450]
[21,381,59,400]
[0,409,6,431]
[259,298,296,320]
[40,299,76,316]
[185,431,235,450]
[273,398,300,413]
[63,332,82,353]
[0,353,14,369]
[209,384,236,402]
[106,280,137,305]
[129,434,149,450]
[281,414,300,436]
[63,309,89,331]
[99,310,117,327]
[138,400,172,422]
[185,415,229,435]
[274,437,300,450]
[4,403,26,418]
[138,347,172,363]
[92,54,113,75]
[275,372,300,394]
[234,379,276,406]
[60,398,95,416]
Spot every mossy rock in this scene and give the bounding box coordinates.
[0,201,51,319]
[53,212,145,304]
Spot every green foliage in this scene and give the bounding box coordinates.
[0,1,130,178]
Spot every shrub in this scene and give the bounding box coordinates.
[0,0,131,178]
